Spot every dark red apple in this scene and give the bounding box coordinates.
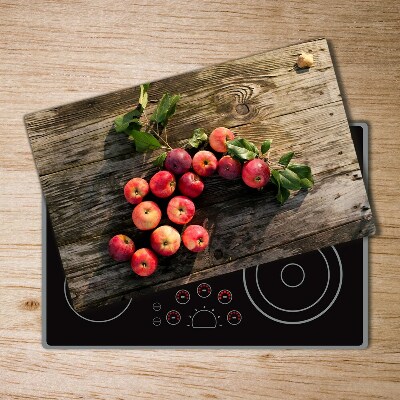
[165,148,192,175]
[178,172,204,198]
[149,170,176,198]
[217,155,242,180]
[242,159,271,189]
[182,225,210,252]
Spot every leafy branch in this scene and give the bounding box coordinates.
[226,137,314,205]
[114,83,314,206]
[114,83,180,153]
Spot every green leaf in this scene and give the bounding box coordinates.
[270,169,289,205]
[287,163,314,189]
[139,83,150,109]
[279,169,301,190]
[165,95,180,122]
[129,130,161,152]
[299,178,314,188]
[153,151,167,167]
[114,109,142,132]
[150,93,180,125]
[276,187,290,205]
[270,169,280,187]
[261,140,271,155]
[130,120,142,132]
[227,143,257,161]
[188,128,208,148]
[226,137,259,161]
[228,138,259,155]
[278,151,294,167]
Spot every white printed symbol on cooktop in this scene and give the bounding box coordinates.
[243,246,343,324]
[189,306,222,328]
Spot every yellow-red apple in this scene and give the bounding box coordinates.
[150,225,181,256]
[131,248,158,276]
[192,150,218,177]
[209,127,234,152]
[108,234,135,261]
[132,201,162,230]
[124,177,149,204]
[167,196,195,225]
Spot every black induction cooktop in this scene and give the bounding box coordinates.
[43,123,369,348]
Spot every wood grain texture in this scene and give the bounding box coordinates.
[0,0,399,399]
[25,39,374,312]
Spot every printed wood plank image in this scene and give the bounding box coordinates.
[25,39,375,312]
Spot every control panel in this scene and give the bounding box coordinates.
[152,282,242,328]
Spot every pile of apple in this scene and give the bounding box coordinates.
[108,127,271,277]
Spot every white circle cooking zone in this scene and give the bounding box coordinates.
[64,279,132,323]
[243,246,343,324]
[280,263,305,288]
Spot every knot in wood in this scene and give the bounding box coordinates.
[214,249,223,260]
[22,299,40,311]
[235,103,250,115]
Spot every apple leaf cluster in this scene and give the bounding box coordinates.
[188,128,208,148]
[225,136,314,205]
[114,83,180,153]
[114,84,314,206]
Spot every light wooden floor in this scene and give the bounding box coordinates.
[0,1,399,399]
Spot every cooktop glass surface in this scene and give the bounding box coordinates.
[43,123,368,348]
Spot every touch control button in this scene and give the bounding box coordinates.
[227,310,242,325]
[175,289,190,304]
[197,283,212,298]
[218,289,232,304]
[166,310,181,325]
[153,302,161,311]
[153,317,161,326]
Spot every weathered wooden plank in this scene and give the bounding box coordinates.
[26,39,337,176]
[25,39,375,312]
[41,101,352,245]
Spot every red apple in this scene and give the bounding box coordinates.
[150,225,181,256]
[167,196,195,225]
[132,201,162,230]
[165,148,192,175]
[182,225,209,252]
[242,159,271,189]
[124,177,149,204]
[192,150,218,177]
[131,248,158,277]
[178,172,204,198]
[209,127,235,152]
[108,234,135,261]
[217,155,242,180]
[149,170,176,198]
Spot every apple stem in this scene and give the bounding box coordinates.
[142,110,173,150]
